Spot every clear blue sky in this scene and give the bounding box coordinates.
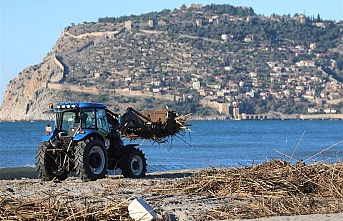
[1,0,342,104]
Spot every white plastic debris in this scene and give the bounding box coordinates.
[128,198,157,221]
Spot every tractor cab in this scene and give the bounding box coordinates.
[43,102,115,146]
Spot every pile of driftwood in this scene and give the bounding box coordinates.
[119,107,191,142]
[170,159,343,220]
[1,160,342,220]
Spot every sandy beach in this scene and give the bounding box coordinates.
[236,213,343,221]
[1,161,343,220]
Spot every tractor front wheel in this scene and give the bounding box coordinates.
[74,138,108,181]
[35,141,69,181]
[121,148,147,178]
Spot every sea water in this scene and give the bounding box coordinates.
[0,120,342,178]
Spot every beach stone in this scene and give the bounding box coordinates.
[128,198,157,221]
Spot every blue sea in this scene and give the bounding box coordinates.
[0,120,342,179]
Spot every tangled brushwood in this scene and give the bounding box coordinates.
[0,194,131,220]
[119,107,191,142]
[169,160,343,220]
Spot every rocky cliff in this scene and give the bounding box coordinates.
[0,55,65,121]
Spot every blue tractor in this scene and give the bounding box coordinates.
[36,102,188,181]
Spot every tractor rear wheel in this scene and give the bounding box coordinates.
[121,148,147,178]
[74,138,108,181]
[35,141,69,181]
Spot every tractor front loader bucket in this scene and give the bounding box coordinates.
[118,107,191,141]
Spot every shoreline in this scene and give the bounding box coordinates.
[190,113,343,121]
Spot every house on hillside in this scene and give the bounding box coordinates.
[244,35,254,42]
[221,34,234,42]
[187,4,202,9]
[296,60,315,67]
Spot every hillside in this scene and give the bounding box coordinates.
[0,3,342,121]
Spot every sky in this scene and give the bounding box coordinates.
[1,0,342,104]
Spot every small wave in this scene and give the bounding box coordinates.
[0,167,37,179]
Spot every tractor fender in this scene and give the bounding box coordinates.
[73,130,104,142]
[42,131,58,142]
[121,144,139,156]
[42,134,54,142]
